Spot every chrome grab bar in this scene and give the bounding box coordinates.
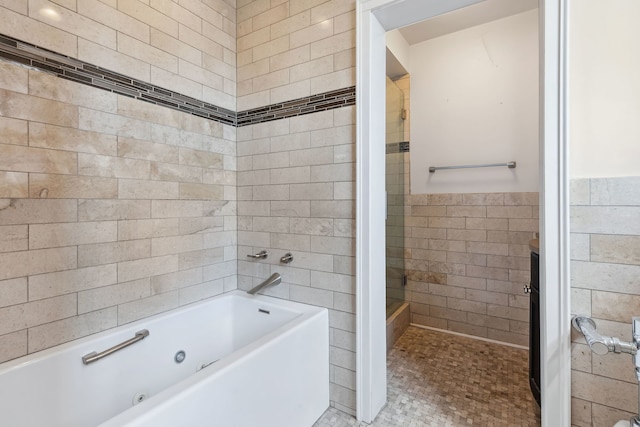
[82,329,150,365]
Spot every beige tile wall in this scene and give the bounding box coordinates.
[0,60,237,363]
[236,105,356,414]
[233,0,357,413]
[386,151,405,306]
[236,0,355,110]
[570,177,640,426]
[404,192,539,346]
[395,74,410,141]
[385,76,404,146]
[0,0,360,417]
[0,0,237,110]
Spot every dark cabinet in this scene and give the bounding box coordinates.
[529,250,541,406]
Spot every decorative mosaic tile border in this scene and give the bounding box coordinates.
[386,141,410,154]
[0,34,236,125]
[236,86,355,126]
[0,33,355,128]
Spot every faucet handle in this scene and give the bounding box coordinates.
[280,253,293,264]
[573,316,610,355]
[573,315,639,356]
[247,250,268,259]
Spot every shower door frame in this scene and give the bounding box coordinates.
[355,0,571,425]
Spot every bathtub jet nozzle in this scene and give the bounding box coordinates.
[247,273,281,295]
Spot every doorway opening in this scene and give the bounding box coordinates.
[356,0,570,425]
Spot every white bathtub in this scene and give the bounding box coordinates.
[0,291,329,427]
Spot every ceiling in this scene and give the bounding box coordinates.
[398,0,538,45]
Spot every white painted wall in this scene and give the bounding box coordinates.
[569,0,640,178]
[409,10,539,194]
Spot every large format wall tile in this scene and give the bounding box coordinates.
[570,176,640,424]
[0,60,237,364]
[237,105,357,414]
[404,191,539,347]
[0,0,358,416]
[0,0,236,105]
[237,0,355,111]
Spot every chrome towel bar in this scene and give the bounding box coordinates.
[429,161,516,173]
[82,329,150,365]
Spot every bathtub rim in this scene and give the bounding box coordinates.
[0,290,325,375]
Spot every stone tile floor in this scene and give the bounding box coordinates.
[314,326,541,426]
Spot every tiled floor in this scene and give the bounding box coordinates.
[314,326,541,426]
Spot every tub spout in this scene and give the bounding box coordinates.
[247,273,281,295]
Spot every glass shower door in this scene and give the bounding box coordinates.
[385,77,405,318]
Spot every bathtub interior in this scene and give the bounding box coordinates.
[100,299,329,427]
[0,293,314,427]
[228,295,303,351]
